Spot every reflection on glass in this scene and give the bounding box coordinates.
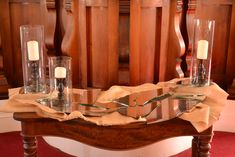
[37,86,206,123]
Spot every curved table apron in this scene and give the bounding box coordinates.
[13,112,213,157]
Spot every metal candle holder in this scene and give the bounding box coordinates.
[197,59,206,85]
[192,59,206,86]
[29,61,40,92]
[57,78,65,104]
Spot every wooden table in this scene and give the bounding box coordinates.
[14,112,213,157]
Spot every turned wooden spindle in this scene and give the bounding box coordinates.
[198,135,213,157]
[192,136,199,157]
[22,136,37,157]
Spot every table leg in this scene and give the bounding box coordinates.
[198,135,213,157]
[192,136,199,157]
[22,135,37,157]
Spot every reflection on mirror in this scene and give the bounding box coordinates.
[37,86,206,123]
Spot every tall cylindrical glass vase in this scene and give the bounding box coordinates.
[190,19,215,87]
[20,25,46,93]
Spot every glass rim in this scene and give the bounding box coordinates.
[20,25,44,30]
[193,18,215,24]
[48,56,72,61]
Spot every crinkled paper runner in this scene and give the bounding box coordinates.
[0,88,146,126]
[156,78,228,132]
[0,78,228,132]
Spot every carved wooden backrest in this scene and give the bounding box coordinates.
[60,0,186,88]
[61,0,119,89]
[2,0,235,97]
[129,0,186,85]
[0,0,189,96]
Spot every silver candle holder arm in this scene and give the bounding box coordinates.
[192,59,206,86]
[30,60,40,92]
[57,78,65,102]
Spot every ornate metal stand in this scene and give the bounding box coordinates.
[57,78,65,105]
[30,61,40,92]
[192,59,206,86]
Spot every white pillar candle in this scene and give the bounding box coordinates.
[55,67,67,78]
[197,40,209,60]
[27,40,39,61]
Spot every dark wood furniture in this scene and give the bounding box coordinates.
[14,112,213,157]
[1,0,235,98]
